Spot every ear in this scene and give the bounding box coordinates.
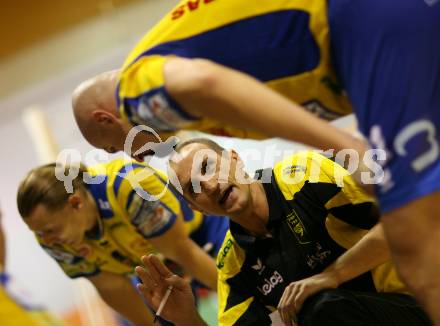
[68,194,83,210]
[92,110,116,124]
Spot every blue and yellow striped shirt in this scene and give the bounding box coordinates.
[117,0,353,140]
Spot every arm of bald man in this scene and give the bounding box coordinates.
[163,57,366,154]
[89,271,154,326]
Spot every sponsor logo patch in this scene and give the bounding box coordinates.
[282,165,306,176]
[131,91,193,131]
[251,258,266,275]
[216,239,233,269]
[306,243,332,269]
[257,271,284,296]
[286,210,311,244]
[128,195,173,237]
[302,100,342,121]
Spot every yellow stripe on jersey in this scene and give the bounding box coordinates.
[216,231,253,326]
[118,56,167,122]
[118,0,353,139]
[218,297,254,326]
[273,151,375,204]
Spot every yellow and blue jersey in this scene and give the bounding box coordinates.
[117,0,353,139]
[0,268,65,326]
[217,152,407,325]
[38,159,228,278]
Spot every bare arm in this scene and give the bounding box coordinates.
[148,216,218,290]
[164,57,366,154]
[89,271,154,326]
[278,223,389,325]
[323,223,389,284]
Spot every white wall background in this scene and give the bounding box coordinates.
[0,0,354,316]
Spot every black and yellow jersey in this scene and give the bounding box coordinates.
[117,0,352,140]
[38,159,228,278]
[216,152,406,325]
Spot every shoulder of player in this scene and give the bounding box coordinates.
[106,160,162,194]
[273,151,338,187]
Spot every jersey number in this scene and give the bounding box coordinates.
[370,120,439,192]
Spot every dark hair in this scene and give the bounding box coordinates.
[17,163,88,218]
[173,137,225,155]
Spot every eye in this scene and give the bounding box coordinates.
[107,146,116,154]
[201,159,215,176]
[201,160,208,175]
[188,183,196,196]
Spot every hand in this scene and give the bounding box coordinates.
[135,254,200,325]
[277,272,339,325]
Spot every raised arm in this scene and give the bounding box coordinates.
[135,255,206,326]
[164,57,365,154]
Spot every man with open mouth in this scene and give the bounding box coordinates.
[135,138,430,325]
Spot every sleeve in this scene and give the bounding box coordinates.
[40,244,99,279]
[117,55,197,131]
[275,151,379,230]
[217,233,271,326]
[113,164,182,238]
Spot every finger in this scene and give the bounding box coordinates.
[293,287,307,314]
[278,285,294,325]
[135,265,167,303]
[285,291,298,326]
[142,255,162,285]
[149,254,174,278]
[281,285,300,326]
[135,266,153,285]
[136,283,161,313]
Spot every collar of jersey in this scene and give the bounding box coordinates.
[257,168,284,229]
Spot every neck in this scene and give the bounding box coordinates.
[233,182,269,237]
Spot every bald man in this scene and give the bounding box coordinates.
[72,0,362,161]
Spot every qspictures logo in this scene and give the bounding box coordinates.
[55,125,387,201]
